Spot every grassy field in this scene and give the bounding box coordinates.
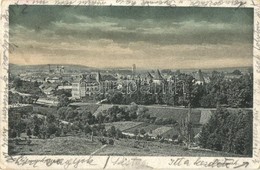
[103,121,144,131]
[120,122,175,137]
[125,123,158,133]
[98,138,243,157]
[83,103,213,126]
[100,120,206,142]
[9,136,103,155]
[9,136,243,157]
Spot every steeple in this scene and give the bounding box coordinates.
[96,71,102,82]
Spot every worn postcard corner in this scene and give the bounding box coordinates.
[1,0,260,169]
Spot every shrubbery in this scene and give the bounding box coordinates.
[199,107,252,156]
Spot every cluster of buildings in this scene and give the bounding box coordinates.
[17,64,213,100]
[71,67,210,99]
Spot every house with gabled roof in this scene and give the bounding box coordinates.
[39,82,58,96]
[153,69,166,85]
[192,70,210,85]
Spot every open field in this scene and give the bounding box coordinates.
[124,123,172,136]
[99,138,244,157]
[9,136,103,155]
[125,123,158,133]
[101,121,200,138]
[9,136,244,157]
[103,121,144,131]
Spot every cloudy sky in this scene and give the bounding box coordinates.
[9,6,253,69]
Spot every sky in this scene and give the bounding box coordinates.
[9,6,253,69]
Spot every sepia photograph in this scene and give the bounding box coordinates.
[6,5,254,158]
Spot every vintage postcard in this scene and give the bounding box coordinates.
[1,0,260,169]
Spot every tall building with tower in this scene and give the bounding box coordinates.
[132,64,136,77]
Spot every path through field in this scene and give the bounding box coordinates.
[91,144,108,155]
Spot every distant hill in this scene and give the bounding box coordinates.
[9,63,95,74]
[9,63,253,75]
[180,66,253,74]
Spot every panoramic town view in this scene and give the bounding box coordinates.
[8,6,253,156]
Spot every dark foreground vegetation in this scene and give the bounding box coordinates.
[199,107,252,156]
[9,104,252,156]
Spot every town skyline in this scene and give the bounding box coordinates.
[9,6,253,69]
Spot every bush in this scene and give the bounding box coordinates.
[46,123,58,136]
[26,128,32,137]
[116,129,123,138]
[33,124,40,136]
[55,128,62,137]
[140,129,146,135]
[99,138,107,145]
[107,126,116,137]
[108,139,114,145]
[84,124,92,135]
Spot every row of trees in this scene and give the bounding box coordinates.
[199,107,252,156]
[57,103,178,127]
[95,71,253,108]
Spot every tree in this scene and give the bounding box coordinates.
[57,94,70,108]
[200,94,216,108]
[199,108,253,156]
[57,107,68,120]
[140,129,146,135]
[13,77,22,88]
[191,84,206,107]
[55,128,62,137]
[137,107,150,122]
[116,129,123,138]
[46,113,56,124]
[134,129,139,136]
[46,123,58,137]
[108,139,114,145]
[15,121,27,137]
[86,112,96,125]
[26,128,32,138]
[65,107,76,121]
[128,102,138,120]
[107,91,124,104]
[107,126,116,138]
[96,111,105,123]
[33,81,39,87]
[137,107,148,116]
[33,124,40,136]
[232,69,242,75]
